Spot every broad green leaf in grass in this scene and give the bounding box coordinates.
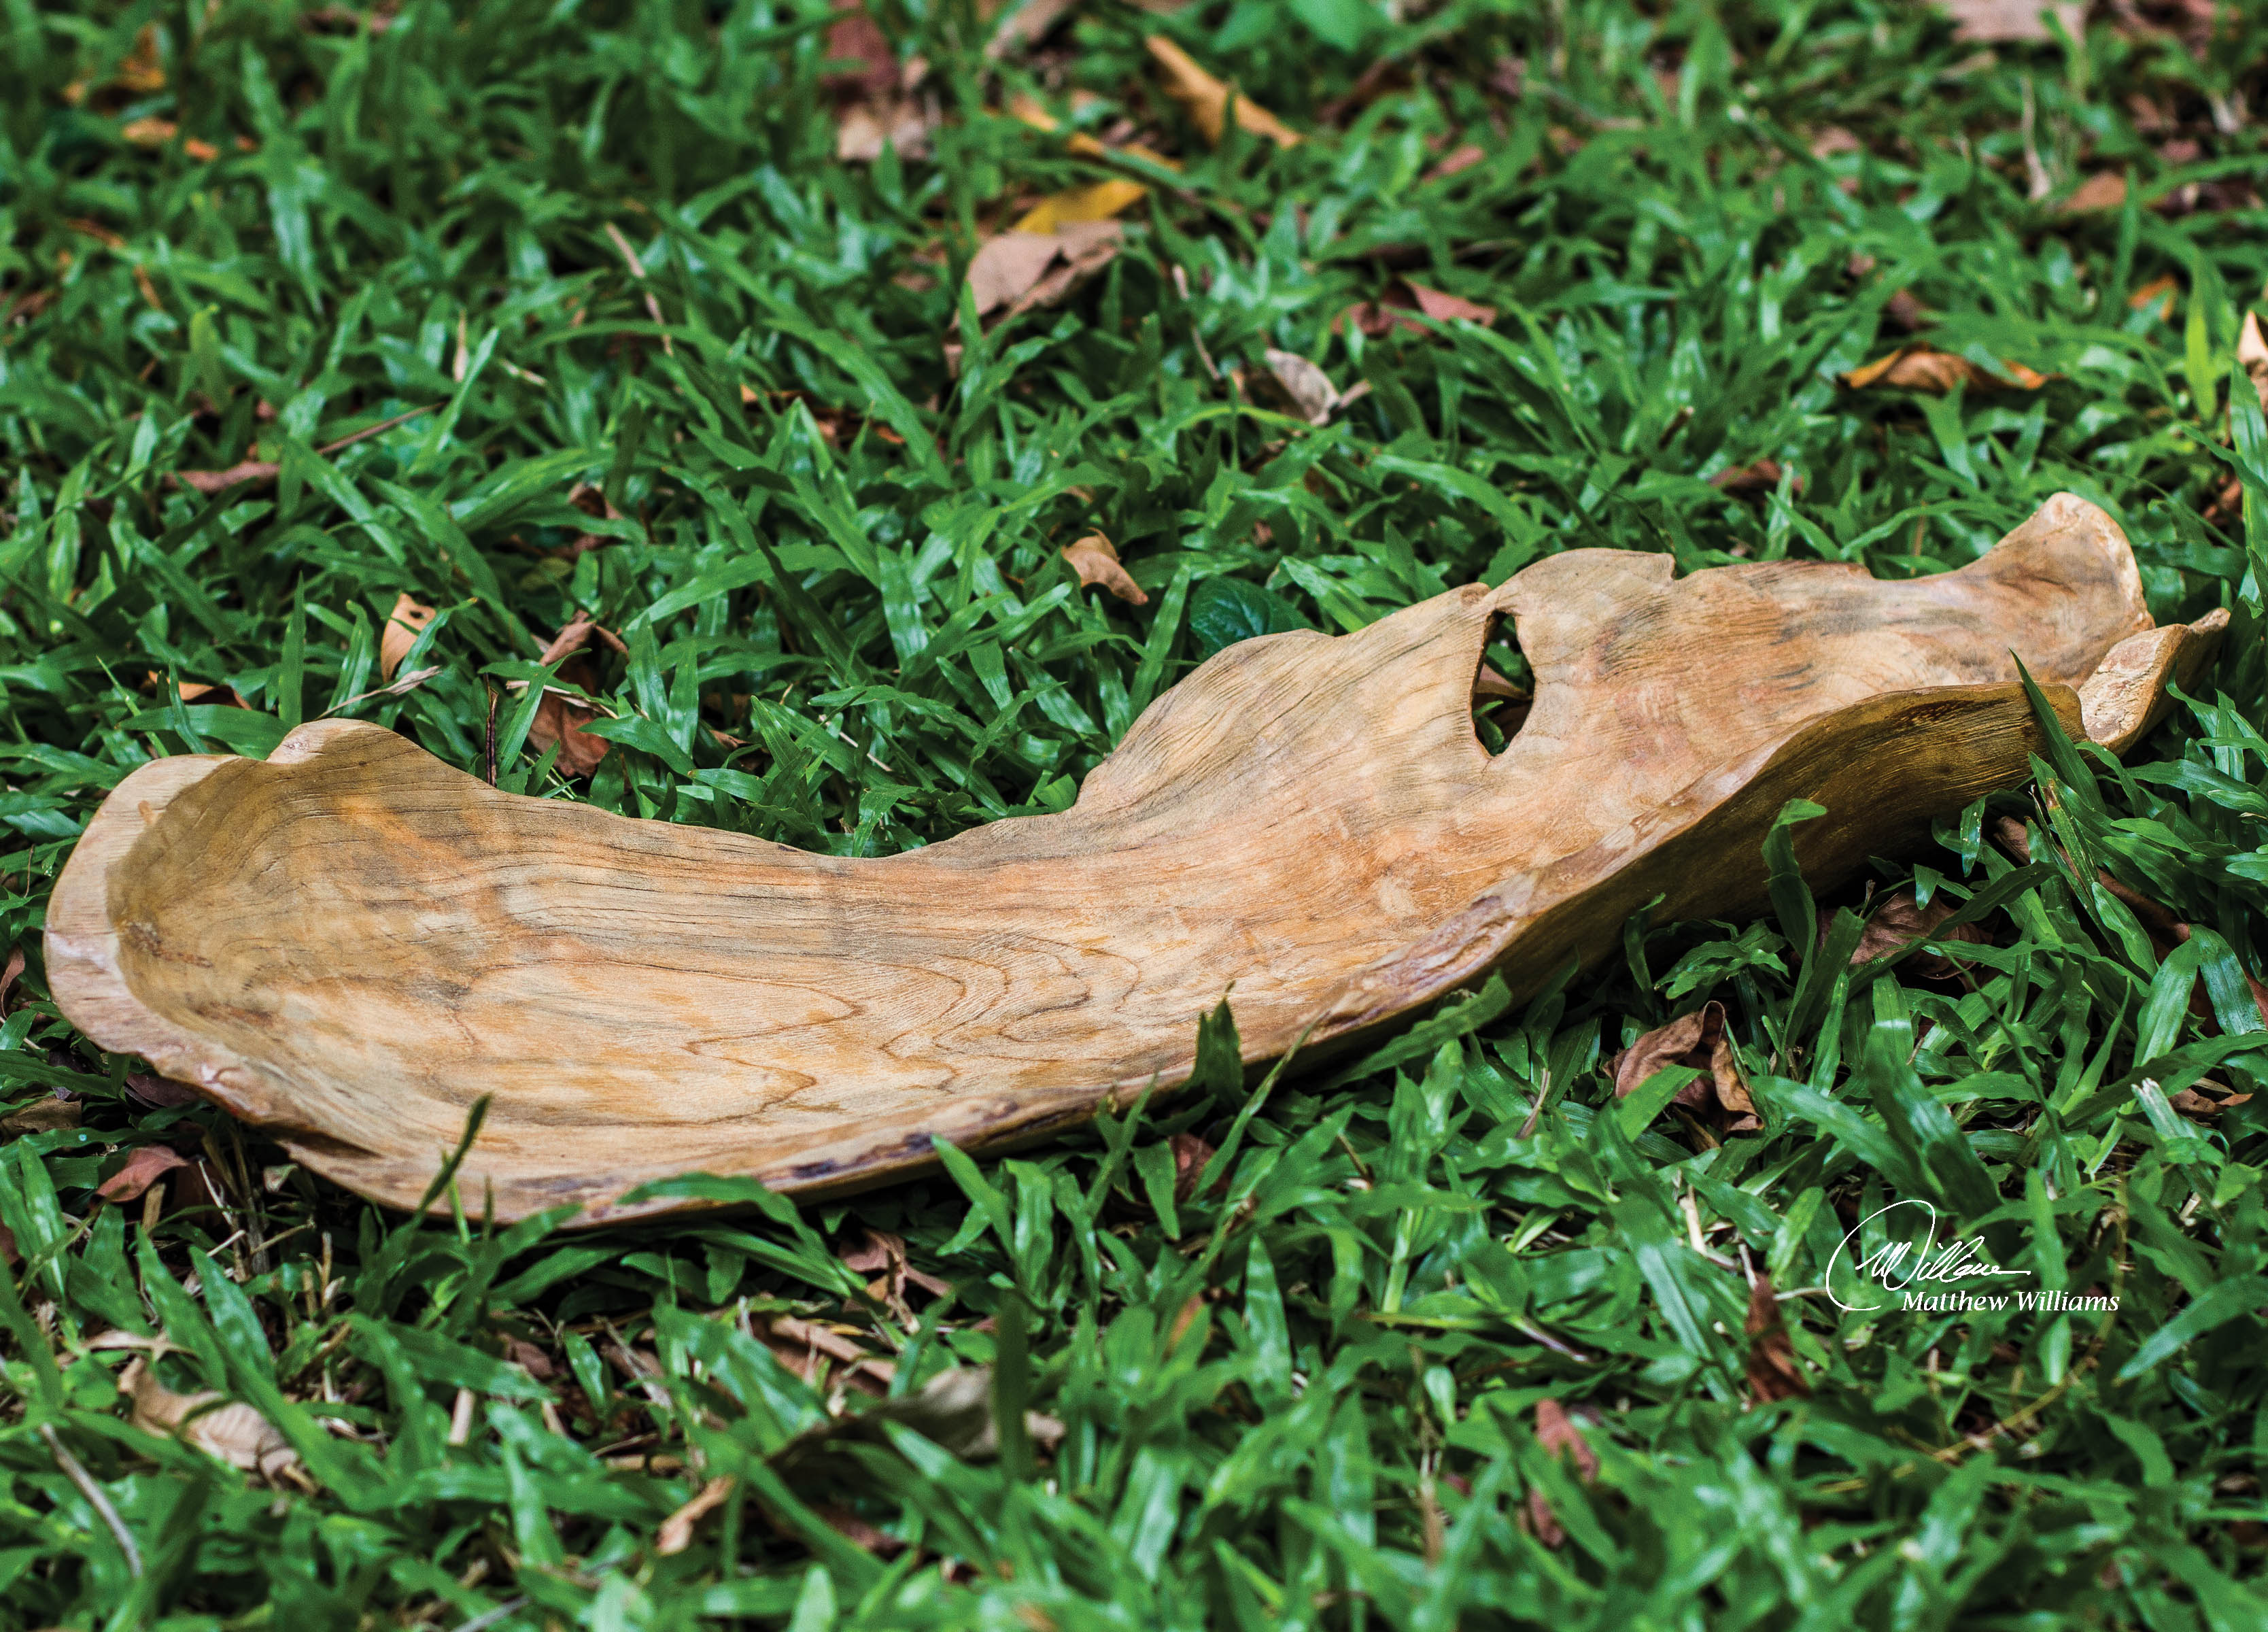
[2114,1276,2268,1382]
[1184,575,1313,660]
[1762,798,1825,967]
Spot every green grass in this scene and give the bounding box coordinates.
[4,0,2268,1626]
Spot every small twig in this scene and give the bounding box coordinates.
[602,221,674,356]
[1515,1066,1553,1140]
[314,402,441,458]
[41,1425,141,1578]
[324,664,442,715]
[1513,1319,1590,1363]
[453,1598,529,1632]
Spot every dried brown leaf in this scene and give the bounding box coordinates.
[1169,1131,1219,1202]
[1525,1397,1596,1548]
[825,0,931,162]
[379,594,436,681]
[536,611,627,667]
[1424,143,1485,183]
[968,221,1122,319]
[2,1097,81,1136]
[0,946,21,1012]
[1609,1001,1756,1128]
[1145,35,1302,148]
[126,1072,200,1109]
[2059,171,2129,213]
[838,1226,951,1307]
[2171,1087,2254,1117]
[823,0,897,99]
[836,99,932,163]
[177,681,250,708]
[1260,349,1340,425]
[1849,889,1987,979]
[1883,288,1932,332]
[813,1503,906,1555]
[967,232,1070,316]
[1336,279,1495,340]
[121,1357,298,1478]
[121,116,177,149]
[1743,1275,1810,1403]
[1473,663,1523,701]
[2238,310,2268,413]
[502,1336,557,1379]
[986,0,1080,58]
[1402,282,1498,326]
[656,1474,735,1554]
[1524,1485,1564,1547]
[1708,459,1788,494]
[840,1227,903,1275]
[1941,0,2084,42]
[1533,1398,1597,1479]
[98,1146,190,1204]
[173,461,280,496]
[1841,347,2053,392]
[1062,534,1148,605]
[1009,224,1120,318]
[528,692,611,778]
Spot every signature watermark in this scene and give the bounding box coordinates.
[1824,1198,2118,1315]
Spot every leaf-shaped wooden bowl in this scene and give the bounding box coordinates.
[49,494,2222,1223]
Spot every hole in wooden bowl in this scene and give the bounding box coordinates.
[1472,609,1532,755]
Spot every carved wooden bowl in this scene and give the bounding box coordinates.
[49,494,2221,1222]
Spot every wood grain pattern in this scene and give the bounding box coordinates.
[48,493,2224,1223]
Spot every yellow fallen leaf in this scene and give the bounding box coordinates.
[1062,533,1148,605]
[1010,95,1183,169]
[997,101,1181,241]
[1145,36,1301,148]
[380,594,436,680]
[121,116,177,149]
[1014,180,1150,233]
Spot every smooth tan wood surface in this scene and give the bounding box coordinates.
[48,494,2223,1223]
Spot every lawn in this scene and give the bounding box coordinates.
[4,0,2268,1625]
